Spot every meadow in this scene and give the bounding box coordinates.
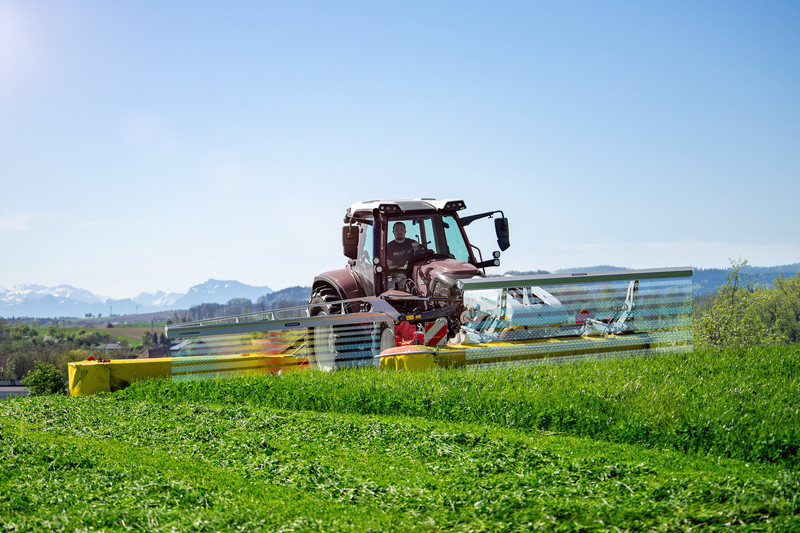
[31,325,151,349]
[1,346,798,531]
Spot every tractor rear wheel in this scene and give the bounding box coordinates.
[308,288,342,371]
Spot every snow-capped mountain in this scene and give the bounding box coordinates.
[132,290,183,308]
[0,284,106,305]
[174,279,274,309]
[0,280,273,318]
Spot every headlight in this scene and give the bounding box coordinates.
[432,282,452,299]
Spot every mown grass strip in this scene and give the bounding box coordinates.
[1,414,398,531]
[2,394,799,531]
[119,345,800,467]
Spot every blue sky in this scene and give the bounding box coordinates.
[1,0,799,299]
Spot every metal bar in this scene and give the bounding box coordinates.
[458,267,693,291]
[165,297,402,339]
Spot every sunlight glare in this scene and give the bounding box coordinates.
[0,0,31,85]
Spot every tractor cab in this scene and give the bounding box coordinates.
[332,199,509,314]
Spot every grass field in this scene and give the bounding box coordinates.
[1,346,798,531]
[31,325,153,349]
[99,326,152,347]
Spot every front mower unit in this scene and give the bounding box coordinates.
[67,268,692,395]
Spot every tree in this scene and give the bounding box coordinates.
[695,259,776,347]
[6,352,35,380]
[754,272,800,344]
[21,361,65,395]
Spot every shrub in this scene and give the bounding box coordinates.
[21,361,66,396]
[695,259,776,347]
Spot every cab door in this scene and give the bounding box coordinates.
[351,221,376,296]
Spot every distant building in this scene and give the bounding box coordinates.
[96,343,123,351]
[137,347,171,359]
[0,379,27,399]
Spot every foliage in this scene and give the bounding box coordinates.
[140,330,171,348]
[4,351,36,380]
[175,287,310,322]
[20,361,66,395]
[696,259,775,347]
[2,349,799,531]
[695,259,800,348]
[0,322,131,379]
[55,350,95,379]
[755,272,800,344]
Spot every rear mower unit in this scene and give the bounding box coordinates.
[159,267,692,376]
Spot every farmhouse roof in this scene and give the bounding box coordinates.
[137,347,171,359]
[96,343,122,350]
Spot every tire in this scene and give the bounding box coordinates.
[308,288,341,371]
[379,322,396,353]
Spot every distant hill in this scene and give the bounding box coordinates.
[257,286,309,308]
[692,263,800,295]
[500,264,800,296]
[180,286,311,321]
[0,279,273,318]
[500,266,628,277]
[173,279,273,309]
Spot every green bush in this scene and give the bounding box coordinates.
[21,361,66,396]
[696,259,777,347]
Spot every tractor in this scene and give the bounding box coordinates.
[308,198,509,367]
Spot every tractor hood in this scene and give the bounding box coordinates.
[414,258,482,297]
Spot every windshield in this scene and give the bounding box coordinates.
[386,215,470,266]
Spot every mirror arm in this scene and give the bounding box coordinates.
[461,210,503,226]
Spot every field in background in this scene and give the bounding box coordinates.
[31,325,160,349]
[96,326,156,347]
[2,346,798,531]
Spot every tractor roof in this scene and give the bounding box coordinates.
[346,198,467,220]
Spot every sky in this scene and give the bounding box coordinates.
[1,0,799,299]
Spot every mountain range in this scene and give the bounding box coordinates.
[0,279,274,318]
[2,263,798,318]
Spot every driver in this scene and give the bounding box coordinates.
[386,221,420,269]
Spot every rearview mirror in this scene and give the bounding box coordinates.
[343,226,358,260]
[495,218,510,251]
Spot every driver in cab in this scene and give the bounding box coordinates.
[386,221,421,269]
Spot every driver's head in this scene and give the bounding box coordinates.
[392,222,407,242]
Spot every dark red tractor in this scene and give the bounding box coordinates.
[308,198,509,368]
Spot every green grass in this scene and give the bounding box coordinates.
[31,326,83,337]
[125,345,800,468]
[1,346,799,531]
[32,326,146,349]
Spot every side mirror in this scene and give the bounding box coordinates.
[495,218,510,251]
[343,226,358,260]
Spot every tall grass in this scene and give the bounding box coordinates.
[122,345,800,468]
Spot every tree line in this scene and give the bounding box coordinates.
[173,286,310,322]
[0,322,129,380]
